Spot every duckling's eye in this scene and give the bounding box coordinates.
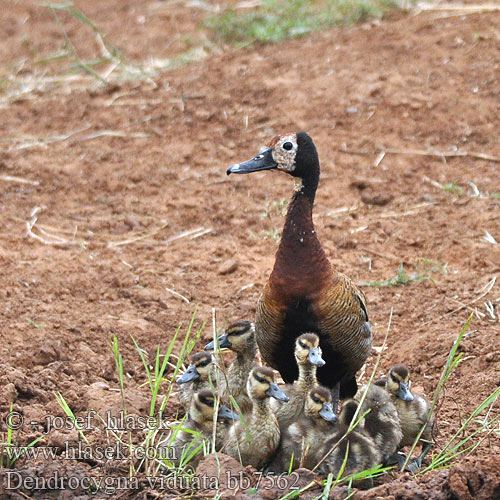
[312,396,321,404]
[299,341,307,349]
[283,142,293,151]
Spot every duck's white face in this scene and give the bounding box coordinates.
[268,133,298,173]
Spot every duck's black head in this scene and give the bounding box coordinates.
[227,132,320,197]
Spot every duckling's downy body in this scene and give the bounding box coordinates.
[169,389,237,468]
[205,320,256,413]
[227,133,372,408]
[318,400,380,488]
[355,384,402,464]
[177,352,216,409]
[377,365,434,469]
[272,333,326,426]
[223,366,289,469]
[268,386,336,472]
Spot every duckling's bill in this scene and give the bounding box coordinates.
[205,333,231,350]
[308,347,325,366]
[319,402,337,423]
[226,147,277,175]
[397,382,414,402]
[266,382,290,402]
[218,405,239,420]
[177,365,200,384]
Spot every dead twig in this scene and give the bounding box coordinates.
[26,208,83,247]
[339,146,500,164]
[76,130,150,142]
[0,174,40,186]
[107,222,169,248]
[359,246,399,261]
[417,2,500,13]
[164,287,190,304]
[423,277,497,325]
[378,202,436,219]
[164,227,207,244]
[446,296,486,319]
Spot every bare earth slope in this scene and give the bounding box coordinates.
[0,1,499,498]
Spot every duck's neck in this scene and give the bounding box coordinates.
[228,346,256,392]
[270,177,331,295]
[297,362,317,392]
[235,344,256,371]
[252,398,272,422]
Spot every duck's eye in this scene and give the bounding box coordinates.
[283,142,293,151]
[312,396,321,403]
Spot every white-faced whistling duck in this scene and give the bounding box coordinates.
[272,332,327,427]
[223,366,289,469]
[376,364,434,471]
[204,320,256,413]
[317,400,380,489]
[268,385,336,472]
[227,132,372,413]
[169,389,238,469]
[355,383,403,466]
[177,351,216,409]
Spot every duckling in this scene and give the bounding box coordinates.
[177,352,216,409]
[204,320,256,413]
[168,389,238,469]
[272,333,327,427]
[268,386,336,472]
[227,133,372,412]
[355,383,403,465]
[318,400,380,489]
[223,366,289,469]
[377,364,434,470]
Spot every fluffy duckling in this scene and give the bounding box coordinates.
[355,384,403,465]
[273,333,326,427]
[169,389,238,468]
[318,400,380,489]
[177,352,216,409]
[223,366,289,469]
[377,364,434,470]
[205,320,256,413]
[268,386,336,472]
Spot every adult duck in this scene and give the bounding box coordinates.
[227,132,372,409]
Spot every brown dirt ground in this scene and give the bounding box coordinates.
[1,0,500,498]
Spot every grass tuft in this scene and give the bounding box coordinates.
[442,181,463,195]
[360,264,431,287]
[205,0,398,46]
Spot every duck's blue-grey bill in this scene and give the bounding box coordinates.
[226,147,277,175]
[218,405,239,420]
[176,365,199,384]
[205,333,231,351]
[266,382,290,402]
[397,382,414,402]
[319,402,337,422]
[308,347,326,367]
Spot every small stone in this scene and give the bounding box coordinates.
[350,178,371,190]
[218,259,238,275]
[361,191,394,206]
[485,352,496,362]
